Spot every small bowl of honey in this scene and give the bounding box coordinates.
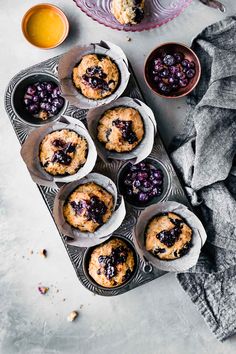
[22,3,69,49]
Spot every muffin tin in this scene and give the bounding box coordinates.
[5,53,190,296]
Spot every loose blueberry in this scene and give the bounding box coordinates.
[163,54,175,66]
[186,68,196,79]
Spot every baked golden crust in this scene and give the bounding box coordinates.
[111,0,145,25]
[88,238,135,287]
[63,182,114,233]
[145,212,192,260]
[39,129,87,176]
[97,106,144,152]
[72,54,120,100]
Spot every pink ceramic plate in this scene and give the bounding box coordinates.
[74,0,192,32]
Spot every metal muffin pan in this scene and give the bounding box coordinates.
[5,54,190,296]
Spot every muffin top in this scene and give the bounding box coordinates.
[39,129,88,176]
[97,106,144,153]
[72,54,120,100]
[111,0,145,25]
[88,238,135,288]
[145,212,192,260]
[63,182,114,233]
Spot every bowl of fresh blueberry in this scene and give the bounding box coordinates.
[11,72,67,126]
[144,42,201,98]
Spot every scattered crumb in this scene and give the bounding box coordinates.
[29,250,34,255]
[62,298,66,302]
[126,36,131,42]
[80,305,83,309]
[93,293,96,296]
[40,249,47,258]
[22,256,25,259]
[38,286,49,295]
[67,311,79,322]
[56,289,59,293]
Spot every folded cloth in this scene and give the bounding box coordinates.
[171,16,236,341]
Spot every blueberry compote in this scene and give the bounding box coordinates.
[51,138,76,166]
[98,246,128,280]
[82,59,115,93]
[121,161,164,204]
[132,0,144,23]
[113,118,138,144]
[71,196,107,225]
[156,215,183,247]
[150,51,196,95]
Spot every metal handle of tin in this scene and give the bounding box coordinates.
[142,257,153,274]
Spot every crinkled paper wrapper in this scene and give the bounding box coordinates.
[86,97,157,163]
[58,41,130,109]
[133,201,207,272]
[53,173,126,247]
[20,116,97,188]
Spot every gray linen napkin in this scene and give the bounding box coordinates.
[170,16,236,341]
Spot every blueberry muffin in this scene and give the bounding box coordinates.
[145,212,192,260]
[63,182,114,233]
[111,0,145,25]
[88,238,135,287]
[97,107,144,152]
[72,54,120,100]
[39,129,88,176]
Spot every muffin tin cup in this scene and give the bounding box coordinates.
[86,96,157,163]
[58,41,130,109]
[11,72,68,127]
[53,173,126,247]
[117,157,171,210]
[20,115,97,188]
[82,235,139,292]
[133,201,207,272]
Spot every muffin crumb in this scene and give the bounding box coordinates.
[67,311,79,322]
[38,286,49,295]
[40,249,47,258]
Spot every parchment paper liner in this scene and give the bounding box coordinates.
[20,116,97,188]
[87,97,157,163]
[53,173,126,247]
[133,201,207,272]
[58,40,130,109]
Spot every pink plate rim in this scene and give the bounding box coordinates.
[74,0,193,32]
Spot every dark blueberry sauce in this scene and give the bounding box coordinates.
[153,247,166,256]
[51,150,72,165]
[156,216,184,248]
[122,269,132,282]
[82,63,114,92]
[51,138,76,166]
[52,139,66,148]
[133,6,144,23]
[157,227,182,247]
[71,196,107,225]
[98,246,129,280]
[113,118,138,145]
